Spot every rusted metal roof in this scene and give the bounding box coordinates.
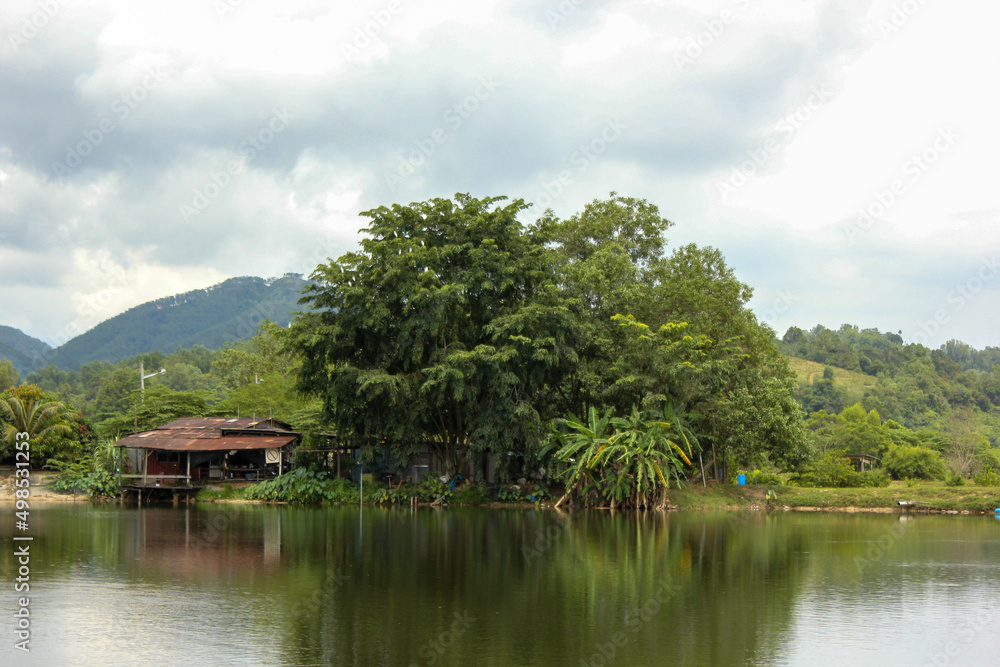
[116,434,298,452]
[157,417,273,430]
[116,415,300,451]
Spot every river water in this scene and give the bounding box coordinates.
[1,504,998,666]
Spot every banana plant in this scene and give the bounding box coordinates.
[552,401,699,508]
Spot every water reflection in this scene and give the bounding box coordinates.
[1,505,998,666]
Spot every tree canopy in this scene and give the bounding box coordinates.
[291,192,804,480]
[290,194,580,476]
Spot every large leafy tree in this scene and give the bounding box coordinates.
[290,194,579,477]
[538,193,669,415]
[0,359,19,391]
[212,320,287,390]
[543,194,804,474]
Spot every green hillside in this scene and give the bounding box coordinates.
[788,356,878,404]
[778,324,1000,445]
[0,325,52,375]
[42,274,308,370]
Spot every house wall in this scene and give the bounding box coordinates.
[145,451,182,476]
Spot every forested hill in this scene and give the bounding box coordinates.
[37,275,308,371]
[0,326,52,375]
[779,324,1000,434]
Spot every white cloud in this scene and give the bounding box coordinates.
[0,0,997,349]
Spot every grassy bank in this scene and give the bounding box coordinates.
[667,482,1000,513]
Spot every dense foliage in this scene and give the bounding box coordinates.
[785,325,1000,481]
[290,193,803,485]
[0,384,90,462]
[238,468,505,505]
[551,405,696,508]
[290,194,580,478]
[790,453,891,488]
[882,445,947,481]
[49,440,127,498]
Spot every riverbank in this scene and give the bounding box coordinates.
[0,471,88,502]
[666,482,1000,514]
[1,471,996,513]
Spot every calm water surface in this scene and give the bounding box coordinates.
[2,504,998,666]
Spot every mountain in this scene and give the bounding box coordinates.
[0,326,53,375]
[34,275,308,371]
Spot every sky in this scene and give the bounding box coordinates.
[1,0,998,351]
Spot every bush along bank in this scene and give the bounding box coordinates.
[665,481,1000,514]
[198,468,553,506]
[195,469,1000,514]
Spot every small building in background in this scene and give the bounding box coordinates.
[116,417,300,490]
[843,453,881,472]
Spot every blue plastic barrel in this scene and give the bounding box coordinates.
[737,474,746,485]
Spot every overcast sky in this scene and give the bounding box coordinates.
[1,0,998,351]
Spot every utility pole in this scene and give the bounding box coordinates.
[140,361,166,401]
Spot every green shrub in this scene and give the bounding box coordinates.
[747,469,783,486]
[791,453,890,488]
[863,469,892,488]
[244,468,361,504]
[449,483,491,505]
[196,486,240,500]
[44,437,130,499]
[413,475,451,503]
[49,465,120,497]
[944,474,966,487]
[973,466,1000,487]
[883,445,946,481]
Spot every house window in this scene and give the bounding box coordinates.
[156,451,181,463]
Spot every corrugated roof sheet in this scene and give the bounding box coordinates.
[116,434,298,452]
[116,416,299,451]
[157,417,269,430]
